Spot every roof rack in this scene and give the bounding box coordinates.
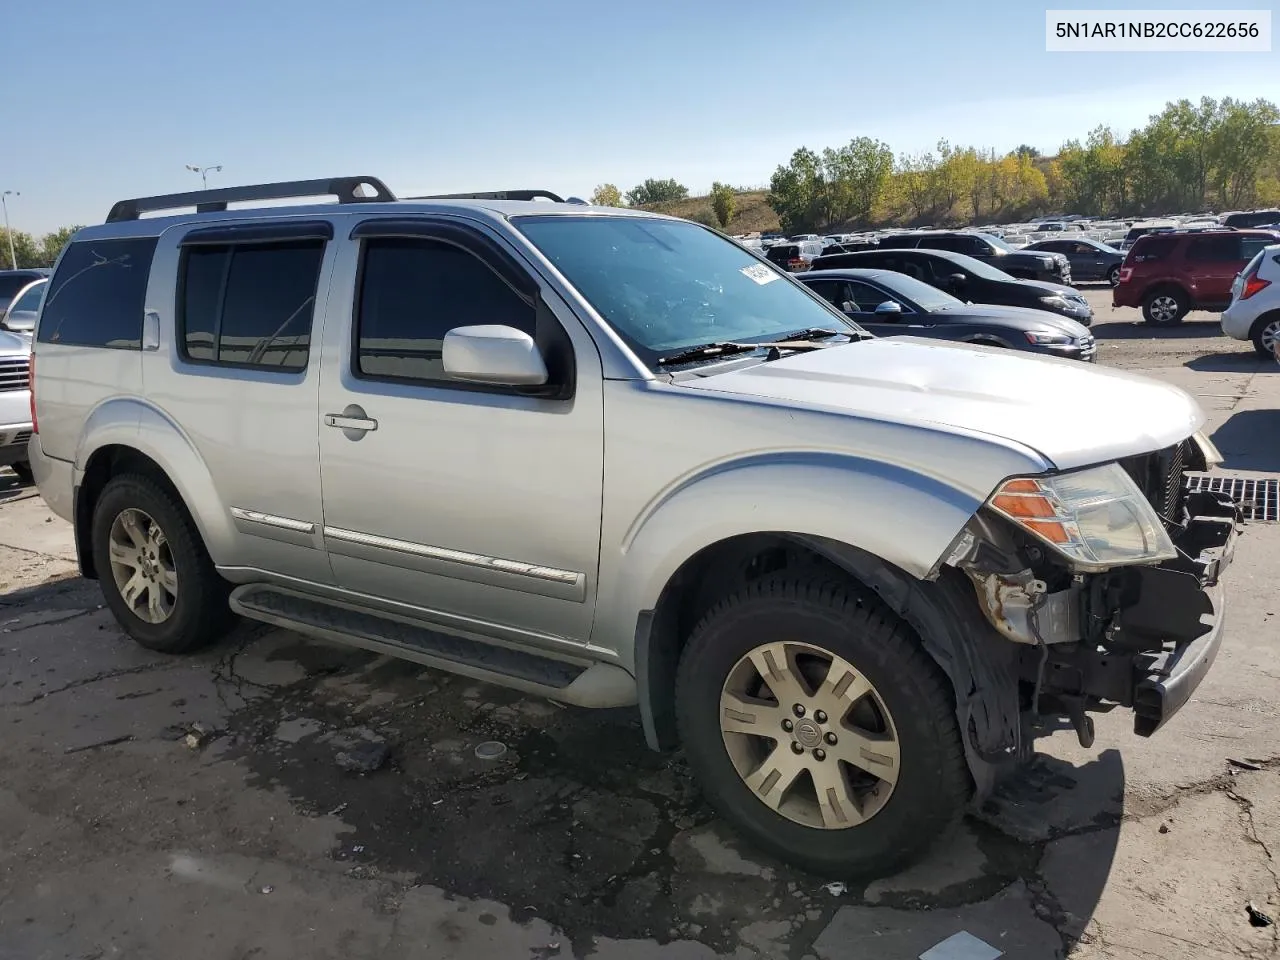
[407,189,586,204]
[106,176,396,223]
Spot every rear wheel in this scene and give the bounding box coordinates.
[91,474,234,653]
[1107,265,1121,287]
[674,575,970,877]
[1250,314,1280,359]
[9,461,33,485]
[1142,288,1188,326]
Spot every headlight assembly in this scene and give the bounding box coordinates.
[987,463,1177,570]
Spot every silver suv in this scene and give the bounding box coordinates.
[28,177,1238,876]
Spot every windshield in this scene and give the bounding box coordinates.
[10,280,46,313]
[517,216,860,366]
[877,273,965,311]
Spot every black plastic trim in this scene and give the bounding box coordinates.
[180,221,334,246]
[407,190,565,203]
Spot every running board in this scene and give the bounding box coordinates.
[229,585,637,708]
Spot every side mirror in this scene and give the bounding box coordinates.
[874,301,903,315]
[442,325,548,387]
[947,273,967,288]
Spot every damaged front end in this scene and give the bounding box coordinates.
[945,434,1238,748]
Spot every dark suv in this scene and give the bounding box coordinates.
[1223,210,1280,229]
[876,231,1072,284]
[1113,229,1280,325]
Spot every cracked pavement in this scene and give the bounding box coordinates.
[1,289,1279,959]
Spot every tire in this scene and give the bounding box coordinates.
[1107,265,1121,287]
[1142,288,1188,326]
[91,473,234,653]
[674,575,970,877]
[1250,314,1280,359]
[9,461,33,485]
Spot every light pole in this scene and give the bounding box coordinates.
[185,164,223,189]
[1,191,17,270]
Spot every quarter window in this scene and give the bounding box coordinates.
[178,240,323,370]
[355,238,536,384]
[36,238,157,348]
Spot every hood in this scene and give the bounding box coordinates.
[1016,277,1079,298]
[0,328,31,355]
[936,304,1091,338]
[679,337,1201,470]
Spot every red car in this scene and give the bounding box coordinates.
[1112,228,1280,325]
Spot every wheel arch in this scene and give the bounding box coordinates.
[73,399,233,579]
[634,530,1023,802]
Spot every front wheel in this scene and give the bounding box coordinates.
[91,473,234,653]
[674,576,970,877]
[1142,288,1188,326]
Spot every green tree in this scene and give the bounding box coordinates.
[625,178,689,206]
[684,207,719,228]
[39,225,82,265]
[589,184,624,207]
[1014,144,1041,160]
[767,148,826,233]
[1207,98,1280,208]
[709,182,735,228]
[825,137,894,225]
[0,229,42,269]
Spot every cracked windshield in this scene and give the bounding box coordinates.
[2,2,1279,959]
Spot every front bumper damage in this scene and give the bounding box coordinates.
[956,485,1238,746]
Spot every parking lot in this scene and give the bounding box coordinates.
[1,284,1278,960]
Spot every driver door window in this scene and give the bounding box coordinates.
[844,281,898,316]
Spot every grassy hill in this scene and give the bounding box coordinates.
[641,190,780,234]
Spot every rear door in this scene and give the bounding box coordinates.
[143,218,336,584]
[1185,235,1245,306]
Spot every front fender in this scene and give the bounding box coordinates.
[600,452,983,660]
[74,397,236,564]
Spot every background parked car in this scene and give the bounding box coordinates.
[1223,209,1280,229]
[765,240,823,272]
[0,277,46,333]
[799,268,1096,360]
[1221,242,1280,355]
[874,231,1072,284]
[0,327,33,484]
[0,269,50,315]
[812,247,1094,325]
[1113,228,1280,325]
[1024,237,1125,285]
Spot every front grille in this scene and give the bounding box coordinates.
[0,357,28,392]
[1077,335,1097,361]
[1185,475,1278,523]
[1120,441,1188,525]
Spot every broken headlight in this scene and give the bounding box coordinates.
[987,463,1177,571]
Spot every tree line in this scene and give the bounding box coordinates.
[1,226,83,270]
[590,96,1280,234]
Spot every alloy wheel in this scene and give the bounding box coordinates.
[108,508,178,623]
[1149,295,1180,323]
[719,640,899,830]
[1260,319,1280,355]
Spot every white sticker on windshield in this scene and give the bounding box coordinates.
[740,263,779,285]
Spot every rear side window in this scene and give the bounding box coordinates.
[178,240,324,371]
[1186,236,1240,262]
[1241,237,1278,261]
[355,237,535,384]
[36,238,157,348]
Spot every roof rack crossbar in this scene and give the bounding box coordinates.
[106,176,396,223]
[407,190,567,203]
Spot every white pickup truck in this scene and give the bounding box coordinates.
[0,329,33,483]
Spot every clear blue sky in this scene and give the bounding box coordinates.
[6,0,1279,233]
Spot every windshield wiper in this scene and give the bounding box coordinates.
[658,330,853,367]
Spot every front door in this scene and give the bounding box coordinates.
[316,218,605,651]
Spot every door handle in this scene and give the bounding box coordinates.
[324,404,378,436]
[325,414,377,431]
